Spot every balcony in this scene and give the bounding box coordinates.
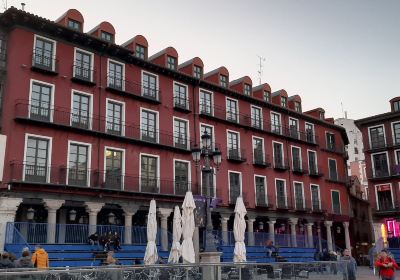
[308,166,324,177]
[227,148,247,163]
[363,137,400,152]
[15,102,193,153]
[31,51,58,75]
[369,166,400,181]
[292,162,307,175]
[255,195,273,209]
[273,157,290,171]
[253,154,271,167]
[311,203,324,213]
[322,143,346,156]
[71,64,96,86]
[173,96,191,113]
[295,199,312,212]
[326,174,350,185]
[9,162,198,197]
[276,196,292,210]
[373,201,400,216]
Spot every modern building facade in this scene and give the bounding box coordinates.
[0,7,351,254]
[355,98,400,245]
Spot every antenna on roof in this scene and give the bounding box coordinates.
[21,2,25,11]
[257,55,266,85]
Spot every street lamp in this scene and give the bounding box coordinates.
[191,131,222,252]
[69,209,77,222]
[26,207,35,221]
[108,212,116,225]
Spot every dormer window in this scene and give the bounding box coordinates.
[135,44,146,59]
[294,101,302,112]
[220,75,228,88]
[101,31,113,42]
[194,65,202,79]
[320,112,325,119]
[244,84,251,96]
[394,101,400,112]
[167,56,176,70]
[281,96,287,107]
[68,19,81,31]
[264,91,270,102]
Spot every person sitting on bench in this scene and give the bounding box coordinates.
[265,240,277,257]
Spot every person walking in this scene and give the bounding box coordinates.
[31,245,49,269]
[375,250,399,280]
[341,249,357,280]
[368,244,377,269]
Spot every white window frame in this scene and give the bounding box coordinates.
[66,140,92,186]
[370,151,390,177]
[291,145,302,170]
[73,47,94,81]
[252,136,265,163]
[328,158,337,179]
[275,178,287,207]
[200,123,215,150]
[23,133,53,183]
[33,34,57,71]
[70,89,93,129]
[226,129,241,157]
[251,105,263,129]
[395,149,400,165]
[254,175,268,206]
[288,117,299,139]
[141,70,159,99]
[173,81,189,109]
[272,140,284,167]
[310,184,321,210]
[368,124,386,148]
[325,131,336,148]
[199,89,214,116]
[331,190,342,214]
[270,111,281,134]
[140,107,159,143]
[173,116,190,149]
[307,149,318,173]
[228,170,242,203]
[374,183,394,210]
[173,158,192,194]
[139,152,160,193]
[104,146,125,190]
[107,58,125,91]
[391,121,400,145]
[293,181,305,209]
[105,98,125,136]
[29,79,55,122]
[225,97,239,122]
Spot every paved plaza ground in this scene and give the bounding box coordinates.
[357,266,399,280]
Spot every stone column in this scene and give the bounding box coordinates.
[268,220,276,244]
[317,223,322,252]
[289,218,298,247]
[158,208,173,251]
[306,223,314,248]
[44,199,64,244]
[121,205,139,245]
[0,197,22,251]
[247,218,255,246]
[343,221,351,250]
[220,214,230,245]
[324,221,333,252]
[85,202,104,235]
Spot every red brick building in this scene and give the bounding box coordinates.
[0,7,350,253]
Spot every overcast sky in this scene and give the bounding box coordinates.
[5,0,400,120]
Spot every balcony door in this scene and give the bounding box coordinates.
[105,149,123,190]
[376,184,393,211]
[373,153,389,177]
[24,137,49,183]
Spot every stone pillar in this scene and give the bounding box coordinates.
[343,221,351,250]
[121,205,139,245]
[247,218,255,246]
[158,208,173,251]
[0,197,22,251]
[306,223,314,248]
[289,218,298,247]
[44,199,64,244]
[324,221,333,251]
[194,226,200,262]
[317,223,322,252]
[85,202,104,235]
[58,208,67,244]
[268,220,276,244]
[220,214,230,245]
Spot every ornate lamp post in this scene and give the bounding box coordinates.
[192,131,222,252]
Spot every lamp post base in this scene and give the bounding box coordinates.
[200,251,222,280]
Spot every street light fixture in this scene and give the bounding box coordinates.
[69,209,77,222]
[26,207,35,221]
[108,212,116,225]
[191,131,222,252]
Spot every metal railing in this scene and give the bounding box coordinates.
[309,165,324,177]
[31,51,58,73]
[73,64,95,83]
[227,148,247,162]
[253,153,270,167]
[370,165,400,179]
[273,156,290,170]
[173,96,191,111]
[323,143,346,155]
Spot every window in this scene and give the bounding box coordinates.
[24,136,50,183]
[106,100,123,136]
[200,124,214,149]
[271,112,281,134]
[30,81,52,122]
[394,101,400,112]
[220,75,228,87]
[244,84,251,96]
[354,147,359,154]
[174,83,188,109]
[311,185,321,211]
[273,142,284,168]
[135,44,146,59]
[141,109,158,143]
[194,65,202,79]
[326,133,336,150]
[174,118,188,149]
[331,190,341,214]
[308,150,318,174]
[281,96,287,107]
[101,31,113,42]
[249,106,262,129]
[294,182,304,209]
[142,72,158,100]
[328,159,338,180]
[393,122,400,145]
[202,169,215,197]
[33,36,55,70]
[68,143,89,186]
[229,172,241,203]
[276,179,286,208]
[369,126,385,149]
[376,184,393,210]
[319,111,325,120]
[292,146,302,171]
[105,148,123,190]
[167,56,176,70]
[108,61,124,90]
[141,154,158,193]
[74,49,92,81]
[372,153,389,177]
[396,150,400,165]
[227,131,240,159]
[289,118,299,139]
[71,92,91,129]
[255,176,267,206]
[305,123,315,143]
[294,101,301,112]
[226,98,238,122]
[68,19,81,30]
[200,90,213,115]
[253,137,265,165]
[175,160,189,195]
[263,91,270,102]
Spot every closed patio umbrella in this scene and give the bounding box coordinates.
[144,199,158,265]
[181,191,196,263]
[168,205,182,263]
[233,196,247,262]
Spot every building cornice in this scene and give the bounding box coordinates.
[355,111,400,127]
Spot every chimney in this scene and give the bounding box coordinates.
[21,3,25,11]
[345,111,348,119]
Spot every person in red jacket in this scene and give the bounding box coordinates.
[375,250,399,280]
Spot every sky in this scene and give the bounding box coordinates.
[4,0,400,120]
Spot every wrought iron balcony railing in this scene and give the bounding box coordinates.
[31,51,58,74]
[308,165,324,177]
[227,148,247,162]
[173,96,191,112]
[253,154,271,167]
[72,64,96,84]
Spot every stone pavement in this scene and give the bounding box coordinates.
[357,266,400,280]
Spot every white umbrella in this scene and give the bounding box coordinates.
[181,191,196,263]
[168,205,182,263]
[144,199,158,265]
[233,196,247,262]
